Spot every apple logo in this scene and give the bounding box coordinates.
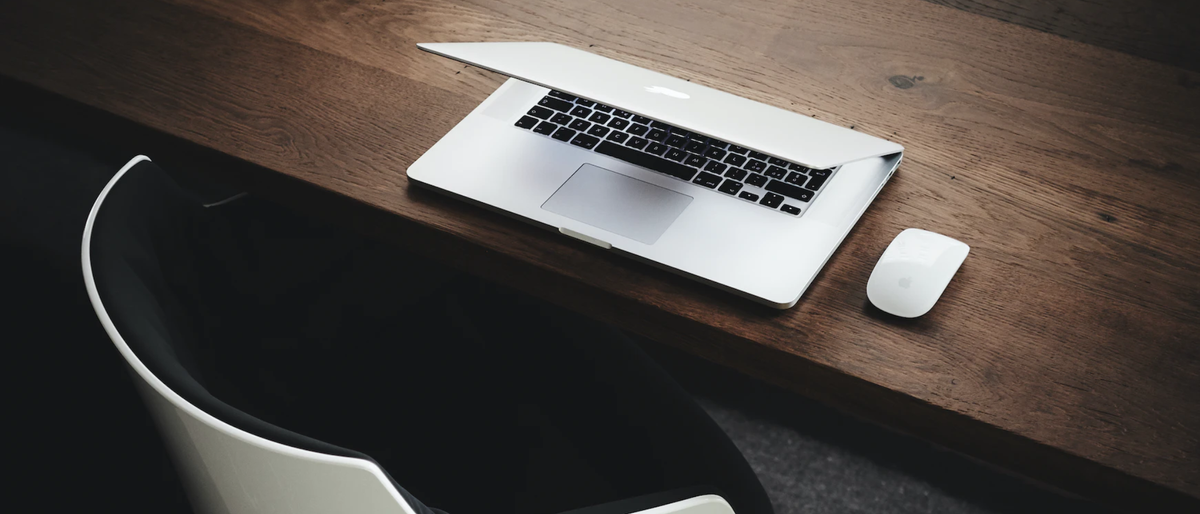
[898,277,912,289]
[644,85,690,99]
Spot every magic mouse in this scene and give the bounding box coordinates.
[867,228,970,318]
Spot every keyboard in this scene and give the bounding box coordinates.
[513,90,838,217]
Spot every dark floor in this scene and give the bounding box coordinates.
[649,344,1108,513]
[1,114,1109,513]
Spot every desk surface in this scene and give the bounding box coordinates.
[3,0,1197,508]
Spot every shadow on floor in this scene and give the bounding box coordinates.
[639,340,1111,514]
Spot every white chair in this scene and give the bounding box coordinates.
[82,155,757,514]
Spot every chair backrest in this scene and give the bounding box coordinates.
[82,156,434,514]
[84,156,741,514]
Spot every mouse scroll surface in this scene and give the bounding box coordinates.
[867,229,970,318]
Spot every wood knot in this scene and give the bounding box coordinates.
[888,75,924,89]
[1098,213,1117,223]
[889,76,914,89]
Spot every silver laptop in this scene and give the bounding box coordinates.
[408,42,903,308]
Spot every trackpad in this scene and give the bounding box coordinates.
[542,164,692,245]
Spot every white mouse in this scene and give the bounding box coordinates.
[867,228,970,318]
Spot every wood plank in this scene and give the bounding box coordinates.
[1,0,1197,508]
[923,0,1200,72]
[159,0,1200,497]
[170,0,1200,208]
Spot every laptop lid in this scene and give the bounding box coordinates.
[418,42,902,170]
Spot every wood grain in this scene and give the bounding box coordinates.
[1,0,1197,509]
[923,0,1200,72]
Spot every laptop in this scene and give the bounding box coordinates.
[408,42,903,308]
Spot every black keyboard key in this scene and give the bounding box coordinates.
[765,165,788,179]
[809,168,832,178]
[704,147,726,160]
[664,147,687,162]
[666,133,688,147]
[781,204,802,215]
[632,115,653,124]
[628,124,648,136]
[588,125,610,138]
[745,160,767,173]
[551,127,576,142]
[589,112,611,124]
[551,113,572,125]
[738,191,759,202]
[548,90,577,101]
[704,161,727,174]
[718,179,743,195]
[768,156,788,166]
[685,140,706,154]
[613,109,632,119]
[765,179,814,202]
[650,120,671,129]
[672,128,690,138]
[760,192,784,208]
[746,173,768,187]
[533,121,557,135]
[595,141,697,181]
[626,137,648,149]
[785,172,807,186]
[647,128,668,141]
[708,141,728,150]
[515,115,539,129]
[568,119,591,131]
[575,99,595,107]
[684,154,706,168]
[606,131,629,143]
[607,118,630,130]
[689,134,708,145]
[724,168,747,181]
[723,154,746,167]
[594,104,613,113]
[527,106,553,119]
[646,142,669,155]
[570,106,592,118]
[571,133,600,149]
[748,150,769,161]
[539,96,574,112]
[804,176,827,191]
[728,145,749,154]
[788,163,807,172]
[693,172,722,188]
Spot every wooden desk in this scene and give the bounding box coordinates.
[3,0,1196,509]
